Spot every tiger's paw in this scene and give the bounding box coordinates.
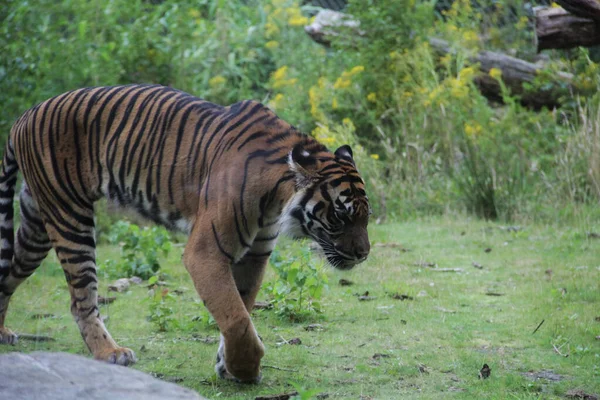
[214,333,263,384]
[0,327,18,345]
[215,355,262,384]
[95,347,137,366]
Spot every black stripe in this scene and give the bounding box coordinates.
[211,222,233,262]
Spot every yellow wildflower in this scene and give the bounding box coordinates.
[458,66,475,82]
[273,78,297,89]
[350,65,365,75]
[342,118,355,130]
[265,21,279,37]
[515,16,528,30]
[332,97,338,110]
[265,40,279,49]
[462,30,479,44]
[318,77,327,89]
[308,86,325,121]
[370,154,380,160]
[464,122,482,138]
[209,75,226,88]
[288,15,309,26]
[271,66,288,81]
[489,68,502,80]
[450,79,468,99]
[367,92,377,102]
[188,9,201,19]
[333,77,351,89]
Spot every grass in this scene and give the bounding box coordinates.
[1,215,599,399]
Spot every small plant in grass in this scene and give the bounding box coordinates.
[102,221,172,280]
[265,244,328,322]
[147,276,175,332]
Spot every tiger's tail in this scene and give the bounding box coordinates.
[0,139,18,281]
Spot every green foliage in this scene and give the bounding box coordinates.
[265,244,328,322]
[147,276,175,332]
[102,221,172,280]
[3,0,600,223]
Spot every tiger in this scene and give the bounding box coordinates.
[0,84,370,383]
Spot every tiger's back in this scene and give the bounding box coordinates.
[10,84,295,231]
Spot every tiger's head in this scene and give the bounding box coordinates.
[283,143,371,270]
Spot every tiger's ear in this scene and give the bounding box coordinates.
[334,144,355,165]
[289,144,320,189]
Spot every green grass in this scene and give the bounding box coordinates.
[1,216,599,399]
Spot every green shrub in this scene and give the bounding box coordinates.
[101,221,172,280]
[147,276,175,332]
[264,243,328,322]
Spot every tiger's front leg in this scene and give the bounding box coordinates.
[183,220,264,383]
[214,251,269,381]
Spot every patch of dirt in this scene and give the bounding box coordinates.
[522,370,566,382]
[190,334,217,344]
[390,293,413,301]
[30,313,56,319]
[566,389,599,399]
[305,323,324,331]
[372,353,391,360]
[413,261,437,268]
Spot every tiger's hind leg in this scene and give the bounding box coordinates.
[42,203,136,366]
[0,185,52,344]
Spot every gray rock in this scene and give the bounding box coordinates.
[0,352,206,400]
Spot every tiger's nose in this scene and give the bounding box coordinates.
[354,248,369,261]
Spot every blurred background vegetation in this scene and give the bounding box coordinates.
[1,0,599,225]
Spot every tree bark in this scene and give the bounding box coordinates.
[535,6,600,51]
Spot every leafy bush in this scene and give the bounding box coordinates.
[264,244,328,322]
[102,221,172,280]
[147,276,175,332]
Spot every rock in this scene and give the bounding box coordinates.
[108,278,130,292]
[129,276,143,285]
[0,352,206,400]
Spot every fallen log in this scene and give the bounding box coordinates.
[555,0,600,21]
[429,38,573,109]
[535,6,600,51]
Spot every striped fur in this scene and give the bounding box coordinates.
[0,84,370,382]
